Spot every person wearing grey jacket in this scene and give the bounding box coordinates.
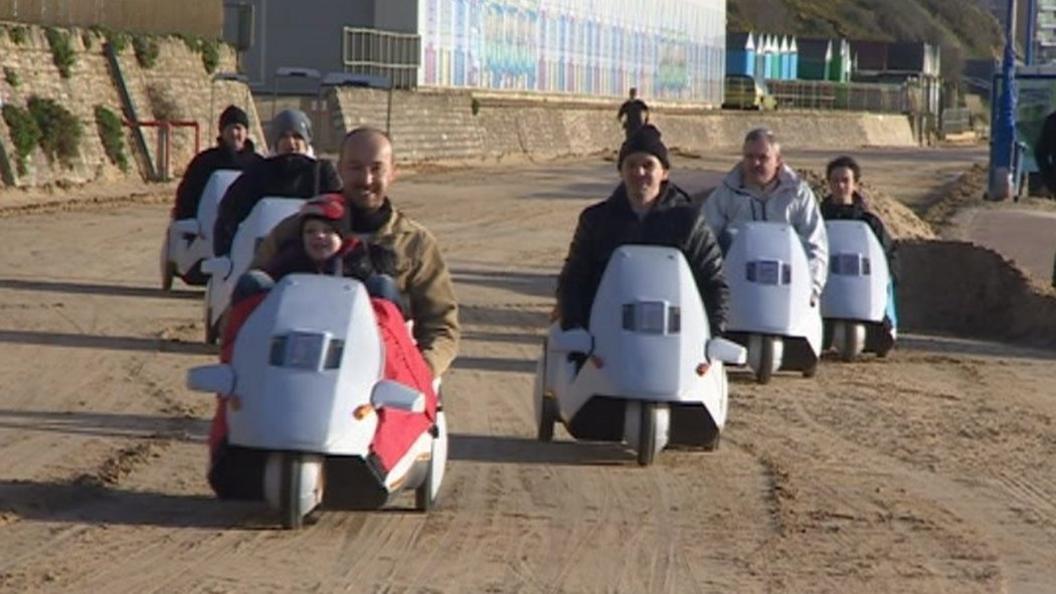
[703,128,829,301]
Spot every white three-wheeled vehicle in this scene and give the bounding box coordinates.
[534,246,746,466]
[723,222,823,383]
[821,220,897,360]
[161,170,241,290]
[187,274,448,528]
[200,197,305,343]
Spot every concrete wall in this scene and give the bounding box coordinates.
[323,87,918,163]
[0,24,263,189]
[374,0,417,33]
[0,0,221,37]
[235,0,374,90]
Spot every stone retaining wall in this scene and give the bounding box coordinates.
[324,87,918,163]
[0,23,262,189]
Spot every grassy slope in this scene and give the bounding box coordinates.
[729,0,1003,77]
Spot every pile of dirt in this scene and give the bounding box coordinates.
[899,240,1056,348]
[921,163,988,229]
[799,169,936,240]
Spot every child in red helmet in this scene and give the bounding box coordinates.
[207,194,430,501]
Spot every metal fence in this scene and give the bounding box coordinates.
[342,27,421,89]
[765,80,917,113]
[940,107,972,136]
[0,0,220,37]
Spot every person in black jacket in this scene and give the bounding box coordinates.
[557,124,729,334]
[820,156,898,282]
[172,105,262,220]
[1034,109,1056,196]
[616,87,649,140]
[212,109,341,255]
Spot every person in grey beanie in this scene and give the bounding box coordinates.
[213,109,341,255]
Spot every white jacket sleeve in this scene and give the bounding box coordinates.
[793,183,829,298]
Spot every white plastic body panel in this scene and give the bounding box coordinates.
[821,220,890,323]
[724,221,822,353]
[204,197,305,327]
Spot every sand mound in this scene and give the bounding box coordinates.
[798,169,936,240]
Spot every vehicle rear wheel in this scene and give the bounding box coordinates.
[637,402,658,467]
[162,262,175,292]
[755,335,775,385]
[537,396,557,442]
[834,321,866,362]
[280,453,311,529]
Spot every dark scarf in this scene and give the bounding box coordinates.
[350,198,394,234]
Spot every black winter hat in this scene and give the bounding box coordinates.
[617,124,670,170]
[219,105,250,130]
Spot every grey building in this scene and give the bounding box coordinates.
[223,0,418,91]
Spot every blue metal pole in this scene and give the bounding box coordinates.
[989,0,1019,200]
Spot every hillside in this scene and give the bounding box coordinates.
[729,0,1004,78]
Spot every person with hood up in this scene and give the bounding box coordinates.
[212,108,341,256]
[172,105,262,220]
[556,124,729,335]
[703,127,829,303]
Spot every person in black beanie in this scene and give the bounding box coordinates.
[556,124,729,334]
[173,105,263,221]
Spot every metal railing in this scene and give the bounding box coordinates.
[342,27,421,89]
[765,79,917,113]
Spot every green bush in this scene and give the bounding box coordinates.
[45,28,76,78]
[27,97,82,166]
[174,34,224,74]
[4,67,19,88]
[201,39,221,74]
[2,104,42,175]
[105,28,130,54]
[176,33,202,53]
[132,34,160,69]
[94,105,128,172]
[9,26,29,46]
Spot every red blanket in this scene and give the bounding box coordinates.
[208,294,438,475]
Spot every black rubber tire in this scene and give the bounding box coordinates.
[415,441,436,512]
[537,397,556,442]
[802,358,819,378]
[702,432,721,452]
[838,322,862,363]
[205,306,220,345]
[637,402,658,467]
[756,336,774,385]
[281,453,305,530]
[162,262,175,292]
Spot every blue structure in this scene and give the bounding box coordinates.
[726,32,756,77]
[989,0,1021,200]
[779,36,791,80]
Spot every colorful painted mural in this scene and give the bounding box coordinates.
[418,0,725,103]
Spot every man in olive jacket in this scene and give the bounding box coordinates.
[557,124,729,334]
[253,127,460,376]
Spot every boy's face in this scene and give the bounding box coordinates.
[828,166,857,203]
[302,218,342,262]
